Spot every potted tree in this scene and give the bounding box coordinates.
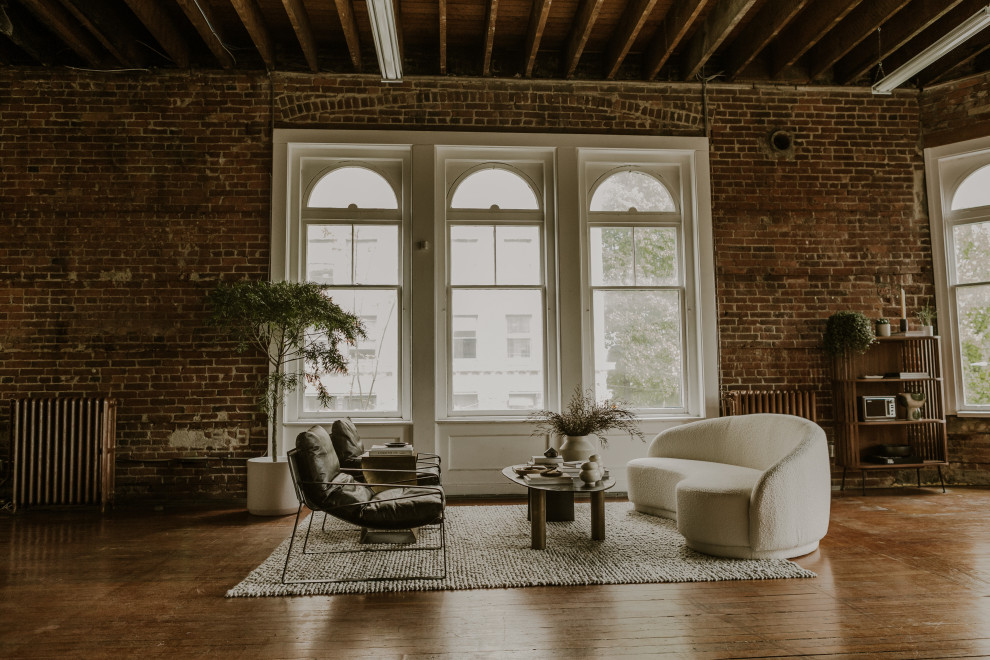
[529,387,645,462]
[208,280,365,515]
[823,311,876,356]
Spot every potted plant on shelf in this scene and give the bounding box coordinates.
[208,280,365,516]
[529,387,645,462]
[823,311,876,356]
[916,303,937,336]
[875,317,891,337]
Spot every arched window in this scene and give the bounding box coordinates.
[450,167,540,210]
[301,161,404,416]
[445,161,547,413]
[307,166,398,209]
[928,139,990,412]
[590,170,676,212]
[587,166,685,411]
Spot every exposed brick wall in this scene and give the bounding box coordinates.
[921,73,990,148]
[710,87,930,396]
[0,69,983,502]
[1,72,273,501]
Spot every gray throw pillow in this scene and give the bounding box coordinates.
[323,472,373,523]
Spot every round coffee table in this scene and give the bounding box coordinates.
[501,465,616,550]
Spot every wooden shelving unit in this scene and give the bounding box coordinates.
[832,335,947,494]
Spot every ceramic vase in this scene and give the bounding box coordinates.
[897,392,926,421]
[559,435,595,462]
[580,461,601,485]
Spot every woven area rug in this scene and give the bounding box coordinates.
[227,502,815,597]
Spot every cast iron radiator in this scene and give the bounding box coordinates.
[10,397,117,511]
[722,390,818,422]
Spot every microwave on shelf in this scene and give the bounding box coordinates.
[860,395,897,421]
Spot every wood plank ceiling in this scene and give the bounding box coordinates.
[1,0,989,91]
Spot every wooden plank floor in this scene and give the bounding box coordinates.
[2,488,990,659]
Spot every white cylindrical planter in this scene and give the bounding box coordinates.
[246,456,297,516]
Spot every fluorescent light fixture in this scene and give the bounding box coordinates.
[366,0,403,82]
[873,6,990,94]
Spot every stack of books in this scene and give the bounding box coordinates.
[524,472,579,485]
[531,455,563,466]
[368,443,415,456]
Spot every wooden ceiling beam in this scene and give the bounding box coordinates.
[874,1,990,88]
[603,0,658,80]
[769,0,863,78]
[522,0,552,77]
[681,0,758,80]
[834,0,966,84]
[56,0,143,67]
[722,0,809,80]
[175,0,235,69]
[807,0,913,80]
[230,0,275,70]
[281,0,319,72]
[19,0,105,66]
[333,0,362,71]
[0,2,54,65]
[643,0,710,80]
[561,0,605,78]
[482,0,499,76]
[439,0,447,74]
[122,0,191,68]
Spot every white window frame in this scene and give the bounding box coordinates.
[580,150,708,418]
[439,152,557,418]
[925,135,990,416]
[273,131,718,472]
[277,144,413,422]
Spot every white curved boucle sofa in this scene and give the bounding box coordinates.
[626,414,830,559]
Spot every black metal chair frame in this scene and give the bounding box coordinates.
[281,452,447,586]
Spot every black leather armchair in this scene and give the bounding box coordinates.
[281,425,446,585]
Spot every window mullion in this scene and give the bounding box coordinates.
[492,225,499,286]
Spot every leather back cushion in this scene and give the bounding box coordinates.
[293,425,341,508]
[330,419,365,469]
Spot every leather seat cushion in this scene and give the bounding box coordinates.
[357,487,444,530]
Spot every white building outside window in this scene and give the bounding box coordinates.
[445,162,549,415]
